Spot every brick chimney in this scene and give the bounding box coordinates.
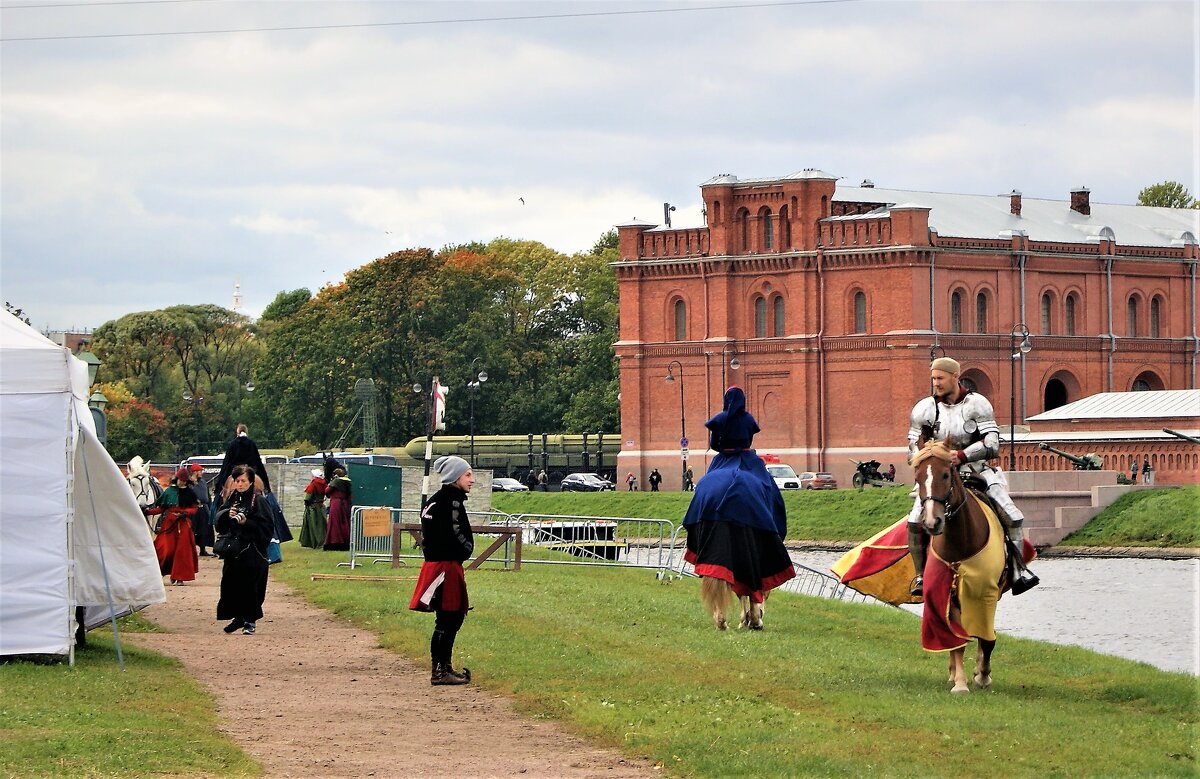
[1010,189,1022,217]
[1070,187,1091,216]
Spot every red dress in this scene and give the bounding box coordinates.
[146,485,199,583]
[323,475,352,551]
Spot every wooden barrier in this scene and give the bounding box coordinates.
[392,523,522,571]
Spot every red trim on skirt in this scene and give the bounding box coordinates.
[409,561,469,613]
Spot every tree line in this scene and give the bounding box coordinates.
[89,234,621,463]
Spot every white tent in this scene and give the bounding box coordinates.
[0,314,165,659]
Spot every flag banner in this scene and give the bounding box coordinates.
[433,378,449,432]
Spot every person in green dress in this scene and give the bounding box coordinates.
[298,468,328,548]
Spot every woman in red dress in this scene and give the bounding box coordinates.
[144,468,200,584]
[323,467,352,551]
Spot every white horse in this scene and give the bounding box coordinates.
[699,578,766,631]
[126,456,163,532]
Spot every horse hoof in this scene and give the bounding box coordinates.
[749,623,764,631]
[715,618,727,631]
[974,675,992,689]
[951,685,970,695]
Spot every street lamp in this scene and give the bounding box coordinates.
[466,358,488,467]
[88,390,108,447]
[1008,323,1032,471]
[183,390,205,455]
[720,341,740,389]
[664,361,687,489]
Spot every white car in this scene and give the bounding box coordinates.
[765,464,802,490]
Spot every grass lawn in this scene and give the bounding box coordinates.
[278,545,1197,778]
[1057,486,1200,547]
[0,616,259,779]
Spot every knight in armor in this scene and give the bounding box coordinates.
[905,357,1027,596]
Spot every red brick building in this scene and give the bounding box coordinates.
[614,170,1199,488]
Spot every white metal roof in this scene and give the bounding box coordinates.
[833,185,1199,248]
[1027,390,1200,422]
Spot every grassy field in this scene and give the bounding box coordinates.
[275,545,1197,778]
[0,619,258,779]
[494,486,914,543]
[1056,486,1200,547]
[3,486,1195,778]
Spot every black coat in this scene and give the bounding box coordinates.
[215,489,273,621]
[215,434,271,494]
[420,485,474,563]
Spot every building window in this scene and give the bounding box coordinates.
[754,296,767,338]
[854,291,867,333]
[1150,296,1162,338]
[950,291,963,333]
[1127,296,1139,337]
[780,205,791,250]
[674,299,686,341]
[762,208,773,250]
[773,295,785,337]
[740,210,750,252]
[1041,292,1053,335]
[1132,378,1150,392]
[1065,294,1077,336]
[975,292,988,333]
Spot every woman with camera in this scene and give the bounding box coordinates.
[214,464,273,635]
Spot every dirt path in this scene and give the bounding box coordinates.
[127,564,657,779]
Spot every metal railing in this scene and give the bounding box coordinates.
[507,513,676,569]
[341,506,522,569]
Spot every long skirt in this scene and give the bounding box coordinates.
[216,548,269,622]
[153,512,199,583]
[192,504,214,550]
[324,495,351,551]
[684,520,795,601]
[682,450,787,537]
[299,502,327,549]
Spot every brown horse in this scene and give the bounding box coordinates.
[911,436,1006,694]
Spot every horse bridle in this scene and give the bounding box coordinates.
[919,463,966,524]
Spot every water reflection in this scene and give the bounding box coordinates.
[797,551,1199,675]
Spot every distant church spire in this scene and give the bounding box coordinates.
[232,279,243,313]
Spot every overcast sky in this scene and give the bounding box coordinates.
[2,0,1195,332]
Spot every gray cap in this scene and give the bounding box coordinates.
[434,455,471,485]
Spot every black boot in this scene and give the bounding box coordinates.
[431,663,468,686]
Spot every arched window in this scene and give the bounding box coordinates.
[1132,378,1150,392]
[1065,294,1077,336]
[950,291,963,333]
[780,205,791,250]
[711,201,721,223]
[773,295,785,337]
[1127,296,1139,337]
[739,210,750,252]
[975,292,988,334]
[754,296,767,338]
[761,208,774,250]
[1040,292,1053,335]
[1150,296,1162,338]
[854,291,867,333]
[673,299,686,341]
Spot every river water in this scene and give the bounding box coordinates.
[796,551,1199,676]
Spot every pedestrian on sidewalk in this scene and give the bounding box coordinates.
[1142,456,1154,485]
[648,469,662,492]
[410,455,475,686]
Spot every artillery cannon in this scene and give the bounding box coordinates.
[1163,428,1200,446]
[849,458,894,489]
[1038,442,1103,470]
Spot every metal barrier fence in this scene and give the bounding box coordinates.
[342,506,521,569]
[656,525,881,605]
[508,513,676,569]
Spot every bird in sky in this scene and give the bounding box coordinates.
[518,197,525,205]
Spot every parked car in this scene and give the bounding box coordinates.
[799,471,838,490]
[559,473,616,492]
[289,452,398,467]
[765,464,803,490]
[491,477,529,492]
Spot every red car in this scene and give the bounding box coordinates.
[799,471,838,490]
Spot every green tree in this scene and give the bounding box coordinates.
[260,288,312,322]
[1137,180,1198,208]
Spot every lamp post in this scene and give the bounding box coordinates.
[664,361,687,489]
[183,390,205,455]
[720,341,740,389]
[466,358,488,467]
[78,350,107,447]
[1008,323,1032,471]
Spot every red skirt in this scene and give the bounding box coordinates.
[153,510,198,582]
[409,561,469,613]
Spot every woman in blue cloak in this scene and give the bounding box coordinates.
[682,387,794,627]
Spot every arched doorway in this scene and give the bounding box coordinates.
[1042,370,1080,413]
[1131,370,1165,391]
[960,368,993,399]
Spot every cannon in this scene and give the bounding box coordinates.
[1038,442,1103,470]
[1163,428,1200,446]
[849,458,893,489]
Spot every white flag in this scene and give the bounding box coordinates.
[433,378,449,432]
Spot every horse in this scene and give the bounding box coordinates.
[126,456,163,532]
[911,436,1008,694]
[699,578,765,631]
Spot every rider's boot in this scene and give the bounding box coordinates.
[907,525,927,597]
[1004,522,1040,595]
